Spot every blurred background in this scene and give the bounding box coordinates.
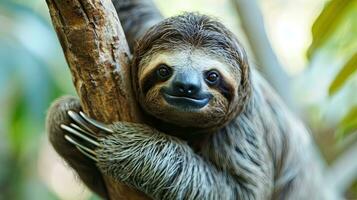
[0,0,356,199]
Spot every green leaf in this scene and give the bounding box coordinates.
[328,53,357,96]
[307,0,355,59]
[336,106,357,138]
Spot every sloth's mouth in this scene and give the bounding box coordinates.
[163,93,211,109]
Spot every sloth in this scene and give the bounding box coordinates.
[46,1,339,200]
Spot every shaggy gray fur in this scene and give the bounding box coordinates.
[112,0,162,50]
[46,0,340,199]
[94,72,338,200]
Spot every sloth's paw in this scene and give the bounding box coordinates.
[60,111,113,161]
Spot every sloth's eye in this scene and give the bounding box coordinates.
[205,70,220,85]
[156,64,172,79]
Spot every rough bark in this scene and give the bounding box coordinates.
[45,0,149,199]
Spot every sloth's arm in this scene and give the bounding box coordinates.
[112,0,163,50]
[62,111,256,200]
[46,96,108,198]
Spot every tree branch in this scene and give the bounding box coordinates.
[231,0,297,111]
[45,0,149,199]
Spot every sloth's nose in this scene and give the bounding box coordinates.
[172,71,201,97]
[173,82,199,96]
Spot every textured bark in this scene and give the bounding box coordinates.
[45,0,149,199]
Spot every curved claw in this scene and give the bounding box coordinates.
[79,111,114,134]
[61,124,99,147]
[64,135,98,161]
[70,123,96,139]
[67,110,97,136]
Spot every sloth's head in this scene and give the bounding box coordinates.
[132,13,251,131]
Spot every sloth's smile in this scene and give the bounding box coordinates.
[163,93,211,109]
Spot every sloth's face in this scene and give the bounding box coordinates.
[137,50,240,129]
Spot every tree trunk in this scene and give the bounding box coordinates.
[45,0,150,199]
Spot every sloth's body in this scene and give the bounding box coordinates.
[46,1,339,199]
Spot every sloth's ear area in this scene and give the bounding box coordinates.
[60,111,114,161]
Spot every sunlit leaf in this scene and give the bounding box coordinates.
[307,0,355,59]
[329,53,357,96]
[336,106,357,138]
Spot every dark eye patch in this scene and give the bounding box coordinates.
[204,70,234,101]
[141,64,172,94]
[217,78,234,101]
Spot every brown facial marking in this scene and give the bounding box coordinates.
[217,77,235,102]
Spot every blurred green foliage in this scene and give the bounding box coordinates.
[329,53,357,96]
[336,106,357,138]
[307,0,355,59]
[307,0,357,138]
[0,0,73,199]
